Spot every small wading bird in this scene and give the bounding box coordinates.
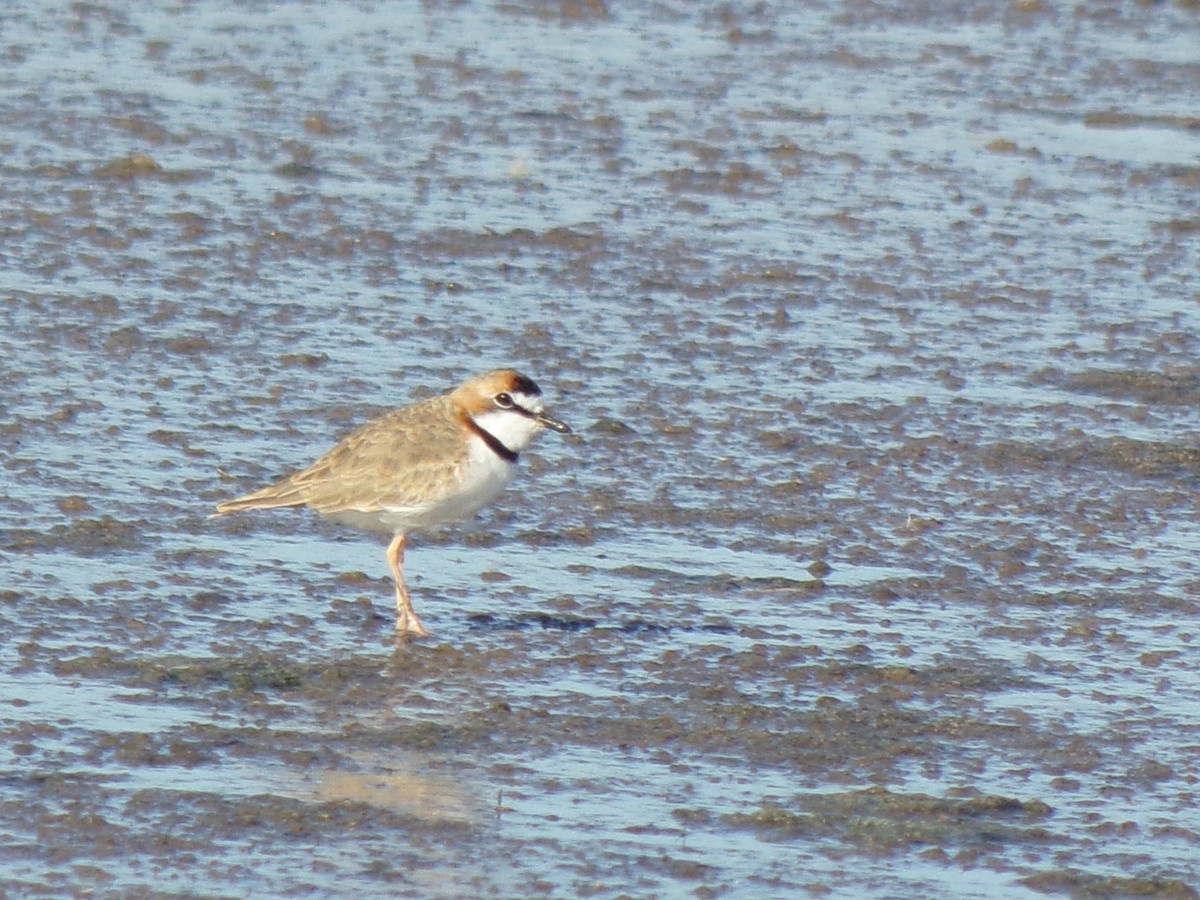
[212,369,572,637]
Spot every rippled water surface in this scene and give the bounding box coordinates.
[3,1,1200,897]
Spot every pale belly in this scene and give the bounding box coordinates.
[324,443,517,535]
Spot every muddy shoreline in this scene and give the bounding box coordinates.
[3,0,1200,897]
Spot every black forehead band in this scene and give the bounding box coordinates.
[510,374,542,396]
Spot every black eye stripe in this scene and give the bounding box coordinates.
[493,392,540,420]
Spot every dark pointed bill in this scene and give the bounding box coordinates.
[536,411,572,434]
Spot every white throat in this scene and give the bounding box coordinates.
[470,407,542,454]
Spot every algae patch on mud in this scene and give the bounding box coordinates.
[722,787,1055,851]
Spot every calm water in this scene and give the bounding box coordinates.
[2,1,1200,897]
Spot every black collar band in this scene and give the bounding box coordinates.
[466,417,519,463]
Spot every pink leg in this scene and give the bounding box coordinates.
[386,532,429,637]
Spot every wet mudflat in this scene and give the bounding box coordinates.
[2,1,1200,897]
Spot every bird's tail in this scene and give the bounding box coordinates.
[210,480,307,519]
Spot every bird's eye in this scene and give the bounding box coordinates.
[494,392,514,408]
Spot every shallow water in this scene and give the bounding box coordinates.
[3,0,1200,897]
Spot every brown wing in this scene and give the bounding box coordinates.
[214,395,468,515]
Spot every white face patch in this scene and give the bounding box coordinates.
[472,392,545,453]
